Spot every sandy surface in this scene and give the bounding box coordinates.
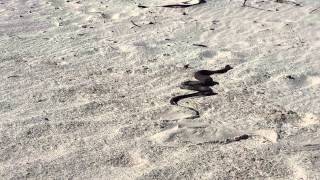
[1,0,320,179]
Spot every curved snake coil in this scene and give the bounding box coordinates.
[170,65,233,119]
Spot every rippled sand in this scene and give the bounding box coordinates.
[1,0,320,179]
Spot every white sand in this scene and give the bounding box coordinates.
[1,0,320,179]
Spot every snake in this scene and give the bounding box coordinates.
[166,65,253,144]
[170,65,233,119]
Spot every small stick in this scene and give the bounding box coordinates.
[7,75,20,78]
[137,5,148,8]
[310,6,320,14]
[130,20,141,28]
[242,0,248,7]
[192,44,208,48]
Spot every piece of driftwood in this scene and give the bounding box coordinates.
[160,0,207,8]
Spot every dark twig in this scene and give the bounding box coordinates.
[192,44,208,48]
[130,20,141,28]
[7,75,20,78]
[310,6,320,14]
[138,5,148,8]
[243,0,248,7]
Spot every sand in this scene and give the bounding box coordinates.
[0,0,320,179]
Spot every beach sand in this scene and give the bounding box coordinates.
[1,0,320,179]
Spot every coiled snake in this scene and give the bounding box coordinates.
[170,65,233,119]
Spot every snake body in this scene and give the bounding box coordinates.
[166,65,252,144]
[170,65,233,119]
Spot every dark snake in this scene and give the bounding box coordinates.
[170,65,233,119]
